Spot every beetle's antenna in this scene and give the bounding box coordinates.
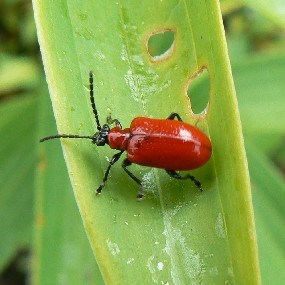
[40,134,95,143]
[89,71,101,131]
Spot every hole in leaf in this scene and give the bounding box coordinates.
[147,30,175,61]
[187,68,210,115]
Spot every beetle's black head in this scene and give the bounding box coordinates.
[92,124,110,146]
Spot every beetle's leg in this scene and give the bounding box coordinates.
[106,115,122,128]
[122,158,145,200]
[165,170,203,192]
[96,150,124,195]
[166,112,183,121]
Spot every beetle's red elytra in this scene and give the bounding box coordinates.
[40,71,212,200]
[108,117,212,170]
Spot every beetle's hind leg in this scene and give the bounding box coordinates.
[166,113,183,121]
[165,170,203,192]
[122,158,145,200]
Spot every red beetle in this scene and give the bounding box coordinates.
[40,71,212,199]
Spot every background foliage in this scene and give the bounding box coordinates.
[0,0,284,284]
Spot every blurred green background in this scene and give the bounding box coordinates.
[0,0,284,284]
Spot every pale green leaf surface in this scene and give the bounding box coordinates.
[246,141,285,285]
[33,89,103,285]
[33,1,260,284]
[0,96,36,270]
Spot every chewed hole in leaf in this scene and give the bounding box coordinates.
[187,68,210,115]
[147,29,175,61]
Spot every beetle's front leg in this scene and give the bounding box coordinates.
[96,151,124,195]
[106,116,122,128]
[165,170,203,192]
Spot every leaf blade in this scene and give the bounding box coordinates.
[33,1,261,284]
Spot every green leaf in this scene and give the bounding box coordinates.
[246,140,285,285]
[32,87,103,284]
[0,95,37,270]
[33,1,260,284]
[0,54,40,95]
[193,52,285,284]
[243,0,285,28]
[193,53,285,135]
[234,54,285,134]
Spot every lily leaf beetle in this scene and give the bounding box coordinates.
[40,71,212,200]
